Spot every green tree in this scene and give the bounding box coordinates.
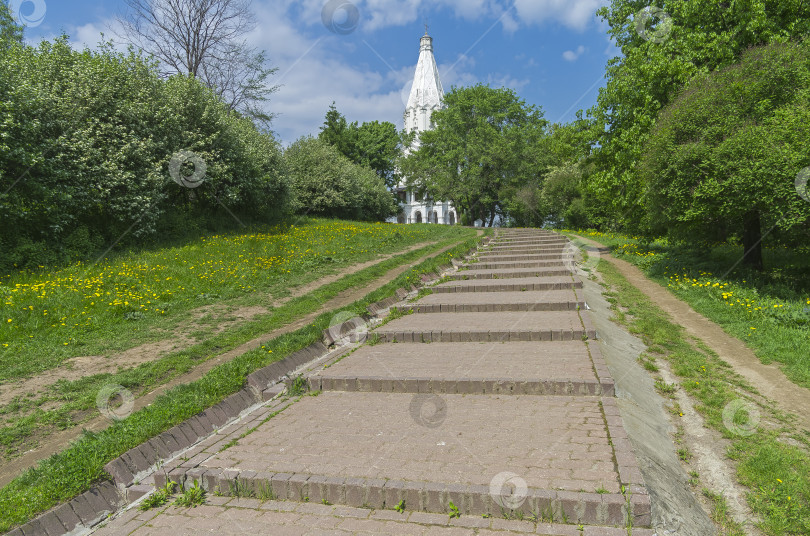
[588,0,810,230]
[400,84,548,227]
[0,36,287,269]
[354,120,400,188]
[0,2,23,46]
[318,102,357,158]
[318,104,401,188]
[284,137,396,221]
[641,42,810,270]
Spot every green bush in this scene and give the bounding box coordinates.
[0,36,288,270]
[284,137,396,221]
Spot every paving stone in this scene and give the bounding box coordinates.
[434,277,582,293]
[448,267,574,281]
[375,311,592,342]
[408,290,585,313]
[193,392,618,495]
[313,342,609,396]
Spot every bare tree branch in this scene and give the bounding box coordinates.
[115,0,276,126]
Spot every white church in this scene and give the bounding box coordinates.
[392,31,457,225]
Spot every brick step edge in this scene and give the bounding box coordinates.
[448,270,573,280]
[308,376,614,397]
[475,255,565,262]
[155,469,650,528]
[484,245,569,251]
[463,261,566,270]
[434,281,582,293]
[371,328,597,343]
[3,481,124,536]
[392,302,585,313]
[489,240,570,245]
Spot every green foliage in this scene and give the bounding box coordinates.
[400,84,548,227]
[318,103,401,188]
[641,41,810,269]
[0,36,287,271]
[284,137,396,221]
[139,481,177,510]
[174,480,205,507]
[588,0,810,230]
[0,3,23,46]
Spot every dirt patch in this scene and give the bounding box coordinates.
[0,338,191,409]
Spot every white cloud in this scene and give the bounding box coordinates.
[562,45,586,62]
[513,0,607,31]
[249,2,480,144]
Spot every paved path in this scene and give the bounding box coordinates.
[92,230,653,535]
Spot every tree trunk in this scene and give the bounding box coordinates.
[741,209,764,271]
[488,209,496,228]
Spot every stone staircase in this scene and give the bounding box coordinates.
[144,229,653,535]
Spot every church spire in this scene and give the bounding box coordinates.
[404,29,444,134]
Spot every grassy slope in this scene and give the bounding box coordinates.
[0,221,475,458]
[0,224,485,532]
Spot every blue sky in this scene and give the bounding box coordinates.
[11,0,617,144]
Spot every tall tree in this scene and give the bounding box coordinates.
[318,104,401,188]
[0,2,23,46]
[117,0,277,128]
[588,0,810,230]
[400,84,548,227]
[641,42,810,270]
[318,103,357,159]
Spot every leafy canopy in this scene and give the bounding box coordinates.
[400,84,548,227]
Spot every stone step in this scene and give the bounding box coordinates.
[488,240,569,248]
[401,289,585,313]
[128,499,654,536]
[481,246,568,255]
[464,260,567,270]
[373,311,597,342]
[433,276,582,293]
[159,392,650,527]
[475,253,565,262]
[309,341,614,397]
[447,267,573,280]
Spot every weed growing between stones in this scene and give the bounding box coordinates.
[175,480,205,507]
[139,481,177,511]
